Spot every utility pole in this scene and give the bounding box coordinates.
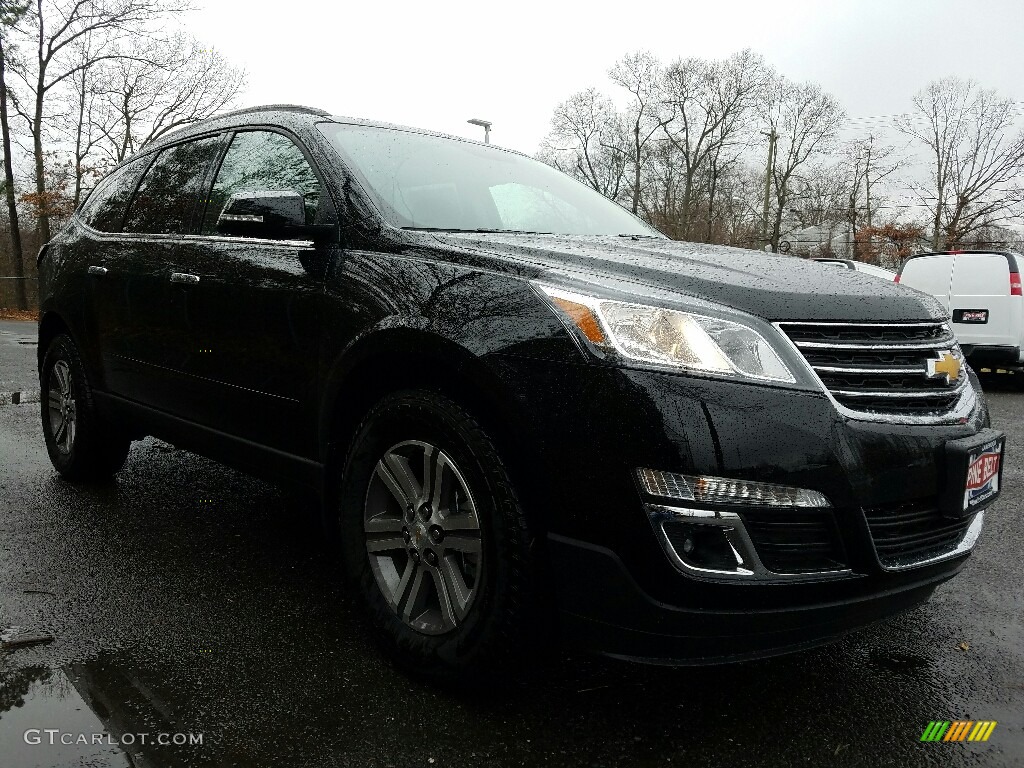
[761,129,777,251]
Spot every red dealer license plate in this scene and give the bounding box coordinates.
[941,430,1005,518]
[964,440,1003,512]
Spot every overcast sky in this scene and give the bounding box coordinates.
[189,0,1023,156]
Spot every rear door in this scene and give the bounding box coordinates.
[899,255,955,314]
[169,128,330,457]
[77,155,151,388]
[949,253,1015,348]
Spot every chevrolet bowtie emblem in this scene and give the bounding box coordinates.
[927,350,962,384]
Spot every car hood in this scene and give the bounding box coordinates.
[429,232,944,323]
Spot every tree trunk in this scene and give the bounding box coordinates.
[32,0,50,245]
[770,174,787,253]
[771,204,784,253]
[931,207,942,251]
[680,171,693,240]
[32,86,50,244]
[0,32,27,310]
[630,124,641,215]
[706,161,718,243]
[73,67,86,206]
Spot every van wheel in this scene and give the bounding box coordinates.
[40,334,131,482]
[335,390,539,684]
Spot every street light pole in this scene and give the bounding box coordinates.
[467,118,492,144]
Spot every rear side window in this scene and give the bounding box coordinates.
[124,136,222,234]
[201,130,321,235]
[79,157,148,232]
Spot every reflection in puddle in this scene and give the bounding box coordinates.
[0,665,129,768]
[0,656,207,768]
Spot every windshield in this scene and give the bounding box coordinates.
[318,122,661,237]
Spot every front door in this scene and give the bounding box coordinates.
[170,129,329,458]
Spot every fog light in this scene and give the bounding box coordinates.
[662,522,739,571]
[637,468,830,508]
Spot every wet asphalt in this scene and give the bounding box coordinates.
[0,318,1022,768]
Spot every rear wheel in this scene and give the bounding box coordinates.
[336,390,540,683]
[40,334,131,482]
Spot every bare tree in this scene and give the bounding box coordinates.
[1,0,29,309]
[834,135,903,257]
[788,162,850,229]
[96,33,245,163]
[64,31,111,206]
[860,135,901,231]
[9,0,176,243]
[608,51,671,215]
[537,87,627,202]
[897,77,1024,250]
[660,49,770,240]
[762,77,844,252]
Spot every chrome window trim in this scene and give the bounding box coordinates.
[76,217,314,250]
[772,321,979,425]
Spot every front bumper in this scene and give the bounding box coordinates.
[547,531,965,664]
[490,354,992,662]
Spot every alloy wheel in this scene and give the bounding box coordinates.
[363,440,483,635]
[47,360,77,455]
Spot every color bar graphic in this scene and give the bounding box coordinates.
[921,720,996,742]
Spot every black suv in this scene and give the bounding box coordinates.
[37,105,1004,681]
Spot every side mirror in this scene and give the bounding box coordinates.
[216,190,336,243]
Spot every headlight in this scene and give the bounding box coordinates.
[537,284,796,383]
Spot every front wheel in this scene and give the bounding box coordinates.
[336,390,541,683]
[40,334,131,482]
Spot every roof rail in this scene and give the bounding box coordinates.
[211,104,331,120]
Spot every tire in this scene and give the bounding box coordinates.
[335,390,540,684]
[40,334,131,482]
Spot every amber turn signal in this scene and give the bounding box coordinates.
[550,296,608,345]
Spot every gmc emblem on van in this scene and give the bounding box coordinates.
[926,350,962,384]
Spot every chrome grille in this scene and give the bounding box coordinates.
[779,321,968,417]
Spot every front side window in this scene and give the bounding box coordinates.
[201,130,321,235]
[317,123,661,237]
[124,136,222,234]
[79,157,148,232]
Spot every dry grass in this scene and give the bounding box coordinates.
[0,308,38,322]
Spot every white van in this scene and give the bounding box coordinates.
[897,250,1023,366]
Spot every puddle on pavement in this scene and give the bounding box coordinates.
[0,653,211,768]
[0,665,129,768]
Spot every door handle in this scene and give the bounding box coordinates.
[87,265,108,276]
[170,272,200,285]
